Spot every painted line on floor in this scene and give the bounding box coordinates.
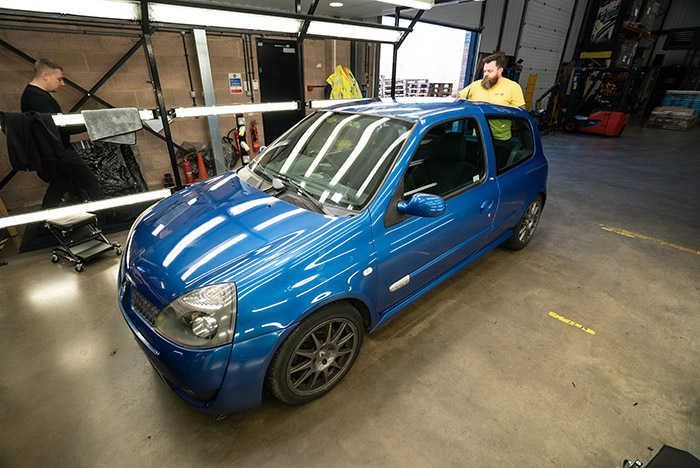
[548,311,596,335]
[600,225,700,256]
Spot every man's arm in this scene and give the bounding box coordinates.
[451,83,471,99]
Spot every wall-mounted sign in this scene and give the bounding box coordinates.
[229,73,243,94]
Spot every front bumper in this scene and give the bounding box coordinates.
[119,278,286,414]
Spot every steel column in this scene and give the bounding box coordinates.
[192,28,226,175]
[140,0,182,188]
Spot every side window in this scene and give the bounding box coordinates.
[486,116,535,175]
[402,118,485,199]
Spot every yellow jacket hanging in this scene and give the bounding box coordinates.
[326,65,362,99]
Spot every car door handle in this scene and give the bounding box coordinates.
[480,200,494,213]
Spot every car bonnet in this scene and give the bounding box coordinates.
[124,172,340,307]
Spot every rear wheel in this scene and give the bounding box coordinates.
[504,195,543,250]
[563,119,579,133]
[266,302,364,405]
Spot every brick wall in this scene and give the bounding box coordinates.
[0,24,364,213]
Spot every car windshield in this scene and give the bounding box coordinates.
[249,111,412,211]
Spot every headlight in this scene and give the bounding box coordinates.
[155,283,237,349]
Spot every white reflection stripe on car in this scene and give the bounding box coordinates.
[330,117,389,187]
[280,112,332,174]
[162,216,226,267]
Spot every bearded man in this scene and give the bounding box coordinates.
[452,54,525,108]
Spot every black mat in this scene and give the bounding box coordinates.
[647,445,700,468]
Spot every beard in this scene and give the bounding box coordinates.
[481,76,498,89]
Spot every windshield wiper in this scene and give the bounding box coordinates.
[273,174,327,214]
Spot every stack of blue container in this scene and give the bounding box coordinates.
[661,90,700,112]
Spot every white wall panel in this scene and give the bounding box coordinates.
[515,0,575,108]
[480,0,505,52]
[500,0,527,55]
[562,0,589,63]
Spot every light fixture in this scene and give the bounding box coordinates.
[374,0,434,10]
[52,110,155,127]
[307,21,403,42]
[310,99,363,108]
[329,2,344,7]
[0,189,172,229]
[149,3,301,34]
[174,101,299,119]
[0,0,139,20]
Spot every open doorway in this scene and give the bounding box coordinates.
[379,18,476,97]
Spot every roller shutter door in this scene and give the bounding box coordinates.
[516,0,575,107]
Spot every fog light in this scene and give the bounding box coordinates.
[192,315,218,338]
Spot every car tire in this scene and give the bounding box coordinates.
[503,195,543,250]
[266,302,364,405]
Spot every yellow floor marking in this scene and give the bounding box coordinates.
[600,225,700,256]
[548,311,596,335]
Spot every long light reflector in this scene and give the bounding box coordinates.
[0,0,138,20]
[174,102,299,118]
[307,21,403,43]
[375,0,434,10]
[310,99,363,109]
[149,3,301,34]
[0,189,171,229]
[52,110,155,127]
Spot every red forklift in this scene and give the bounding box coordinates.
[560,67,642,137]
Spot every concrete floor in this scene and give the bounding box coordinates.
[1,123,699,467]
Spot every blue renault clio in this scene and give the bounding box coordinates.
[118,98,548,413]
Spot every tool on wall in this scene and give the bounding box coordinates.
[235,115,251,164]
[250,119,260,153]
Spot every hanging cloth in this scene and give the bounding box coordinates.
[326,65,362,99]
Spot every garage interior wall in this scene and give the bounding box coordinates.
[477,0,589,107]
[649,0,700,67]
[0,27,352,212]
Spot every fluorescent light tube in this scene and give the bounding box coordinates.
[52,110,154,127]
[310,99,363,108]
[174,102,299,118]
[149,3,301,34]
[375,0,434,9]
[307,21,403,43]
[0,190,171,229]
[0,0,139,20]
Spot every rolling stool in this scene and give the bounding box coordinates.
[45,212,122,272]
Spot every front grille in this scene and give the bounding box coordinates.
[132,287,161,325]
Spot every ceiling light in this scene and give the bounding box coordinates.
[174,102,299,119]
[149,3,301,34]
[0,0,139,20]
[52,110,154,127]
[374,0,434,10]
[0,190,172,229]
[310,99,363,108]
[329,2,344,6]
[307,21,403,43]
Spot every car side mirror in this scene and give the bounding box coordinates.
[397,193,445,218]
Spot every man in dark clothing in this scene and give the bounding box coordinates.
[21,58,104,209]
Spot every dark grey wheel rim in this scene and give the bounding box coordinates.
[286,318,359,396]
[517,200,541,243]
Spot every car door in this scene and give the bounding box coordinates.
[372,117,499,313]
[486,115,540,237]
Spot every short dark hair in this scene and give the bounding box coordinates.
[483,54,507,70]
[34,58,63,78]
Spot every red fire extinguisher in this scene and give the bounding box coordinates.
[251,120,260,153]
[183,154,194,184]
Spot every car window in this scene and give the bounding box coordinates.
[250,111,411,211]
[402,118,485,199]
[486,116,535,175]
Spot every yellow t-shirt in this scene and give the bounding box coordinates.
[457,78,526,141]
[457,78,525,107]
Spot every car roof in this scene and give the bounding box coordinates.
[318,98,529,124]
